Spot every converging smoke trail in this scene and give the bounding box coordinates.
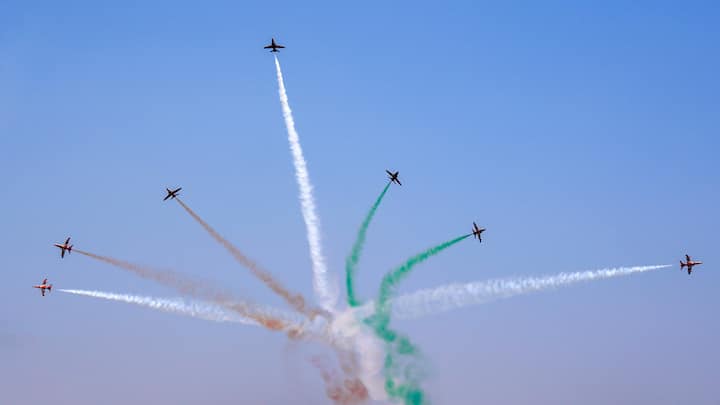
[346,181,392,308]
[73,249,300,331]
[391,264,671,319]
[174,197,317,318]
[369,234,471,405]
[274,55,337,312]
[59,289,255,324]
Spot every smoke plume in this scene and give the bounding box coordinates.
[174,197,318,318]
[274,55,337,312]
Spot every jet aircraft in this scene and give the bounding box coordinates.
[54,237,73,258]
[33,278,52,296]
[472,222,486,242]
[164,187,182,201]
[386,170,402,186]
[264,38,285,52]
[680,254,703,275]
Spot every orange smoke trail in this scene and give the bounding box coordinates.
[174,197,318,318]
[285,320,372,403]
[311,355,369,405]
[334,350,370,404]
[74,249,292,331]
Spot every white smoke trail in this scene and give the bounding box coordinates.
[389,264,671,319]
[60,289,258,325]
[274,56,337,312]
[329,308,387,401]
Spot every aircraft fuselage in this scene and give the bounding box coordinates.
[681,260,703,274]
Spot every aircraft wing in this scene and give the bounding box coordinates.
[686,254,691,261]
[396,179,402,185]
[276,45,285,48]
[42,278,47,284]
[65,237,71,244]
[41,289,45,296]
[61,249,65,258]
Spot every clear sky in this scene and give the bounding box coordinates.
[1,1,718,404]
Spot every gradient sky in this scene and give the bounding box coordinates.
[1,1,718,404]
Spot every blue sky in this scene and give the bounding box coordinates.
[1,1,718,404]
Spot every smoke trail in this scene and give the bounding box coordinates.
[327,310,388,402]
[310,355,369,405]
[174,197,317,318]
[274,55,336,312]
[391,264,671,319]
[59,289,255,324]
[75,249,209,295]
[284,331,375,404]
[369,234,471,404]
[376,234,471,322]
[285,307,387,402]
[73,249,298,331]
[346,182,392,308]
[273,55,383,399]
[338,181,394,400]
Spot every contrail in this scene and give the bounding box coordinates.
[73,249,300,331]
[174,197,318,318]
[368,234,471,405]
[59,289,256,324]
[274,55,337,312]
[346,181,392,308]
[390,264,671,319]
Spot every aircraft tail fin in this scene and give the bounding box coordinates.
[68,245,73,253]
[680,261,685,268]
[48,284,52,292]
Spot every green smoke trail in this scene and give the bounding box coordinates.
[346,181,392,307]
[368,234,471,404]
[375,234,471,326]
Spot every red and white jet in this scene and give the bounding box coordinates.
[680,254,703,275]
[33,278,53,296]
[53,237,73,258]
[163,187,182,201]
[472,222,486,242]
